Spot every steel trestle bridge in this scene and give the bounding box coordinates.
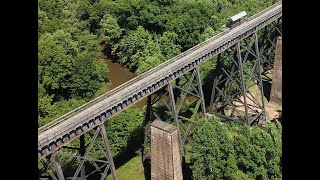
[38,2,282,179]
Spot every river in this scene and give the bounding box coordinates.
[104,58,148,108]
[103,57,196,109]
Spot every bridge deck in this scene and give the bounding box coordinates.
[38,2,282,160]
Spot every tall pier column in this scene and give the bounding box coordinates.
[270,36,282,104]
[151,120,183,180]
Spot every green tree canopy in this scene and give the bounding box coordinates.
[38,29,108,101]
[187,116,282,179]
[113,26,153,69]
[106,106,145,156]
[99,13,123,46]
[159,31,181,59]
[188,116,238,179]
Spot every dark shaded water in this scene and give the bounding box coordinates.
[103,58,196,109]
[104,58,148,108]
[104,59,136,90]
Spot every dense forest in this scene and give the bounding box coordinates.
[186,116,282,179]
[38,0,281,179]
[38,0,278,126]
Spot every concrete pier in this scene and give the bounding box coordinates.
[270,36,282,104]
[150,120,183,180]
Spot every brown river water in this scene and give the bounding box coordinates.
[102,57,196,109]
[104,58,148,108]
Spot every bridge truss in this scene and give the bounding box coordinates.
[38,2,282,179]
[38,125,117,180]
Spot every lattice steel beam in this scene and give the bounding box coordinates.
[209,31,272,125]
[38,125,117,180]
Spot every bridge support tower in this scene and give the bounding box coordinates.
[209,32,267,125]
[143,66,207,161]
[150,120,183,180]
[38,124,118,180]
[270,36,282,104]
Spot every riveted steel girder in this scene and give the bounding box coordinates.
[38,125,117,180]
[38,3,282,162]
[209,31,272,125]
[142,67,207,158]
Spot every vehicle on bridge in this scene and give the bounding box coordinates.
[227,11,247,28]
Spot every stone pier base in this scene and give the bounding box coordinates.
[150,120,183,180]
[270,36,282,104]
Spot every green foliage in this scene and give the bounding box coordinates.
[110,0,275,71]
[159,31,181,59]
[38,7,49,36]
[99,13,123,46]
[233,121,282,179]
[106,106,145,156]
[69,53,108,98]
[38,0,280,139]
[38,30,108,101]
[38,82,55,122]
[38,0,64,19]
[38,98,87,127]
[188,116,236,179]
[39,0,278,75]
[52,98,87,117]
[200,26,216,42]
[155,0,175,6]
[115,29,181,73]
[136,56,162,75]
[38,30,78,96]
[38,1,281,177]
[38,0,110,126]
[106,155,145,180]
[73,29,101,56]
[187,116,282,179]
[113,26,153,69]
[265,121,282,179]
[83,0,277,72]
